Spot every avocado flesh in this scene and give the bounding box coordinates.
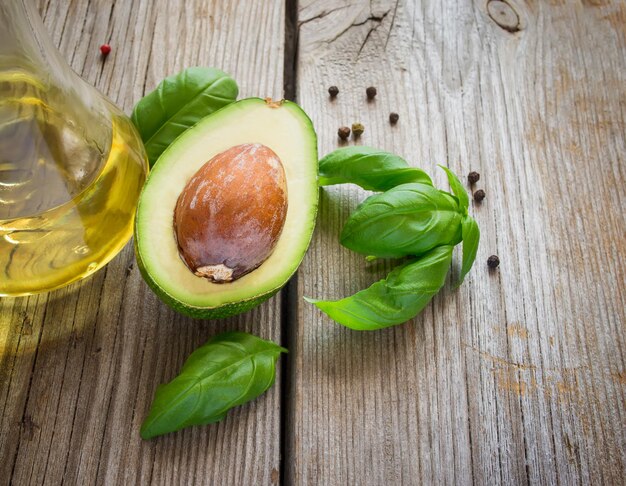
[134,98,318,318]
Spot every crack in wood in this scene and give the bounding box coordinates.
[320,7,391,46]
[356,10,391,59]
[298,4,355,27]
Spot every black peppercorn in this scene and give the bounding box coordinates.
[473,189,486,202]
[338,126,351,140]
[389,112,399,124]
[328,86,339,98]
[468,171,480,185]
[366,86,377,100]
[351,123,364,138]
[487,255,500,268]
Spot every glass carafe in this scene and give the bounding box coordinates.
[0,0,148,296]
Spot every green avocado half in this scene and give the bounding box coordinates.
[134,98,318,318]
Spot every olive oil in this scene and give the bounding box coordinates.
[0,79,148,296]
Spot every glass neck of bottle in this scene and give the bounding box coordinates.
[0,0,111,121]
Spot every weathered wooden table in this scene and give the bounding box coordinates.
[2,0,625,484]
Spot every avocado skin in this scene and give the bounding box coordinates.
[133,97,318,319]
[134,233,281,319]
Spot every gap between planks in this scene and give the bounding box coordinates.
[279,1,300,485]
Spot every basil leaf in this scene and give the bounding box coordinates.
[131,67,238,167]
[459,215,480,285]
[340,183,463,258]
[318,146,432,191]
[306,245,453,330]
[438,165,469,214]
[140,332,286,439]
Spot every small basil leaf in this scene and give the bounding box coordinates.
[132,67,238,167]
[318,146,432,191]
[458,215,480,285]
[340,183,463,258]
[140,332,286,439]
[305,245,453,330]
[438,165,469,214]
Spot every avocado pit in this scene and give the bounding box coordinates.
[173,143,288,283]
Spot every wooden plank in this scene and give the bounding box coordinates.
[288,0,626,484]
[0,1,285,484]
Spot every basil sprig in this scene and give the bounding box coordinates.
[309,148,480,330]
[131,67,238,167]
[318,146,432,191]
[460,215,480,285]
[141,332,286,439]
[439,164,469,214]
[306,246,453,330]
[340,183,463,258]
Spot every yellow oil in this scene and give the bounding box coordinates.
[0,79,148,296]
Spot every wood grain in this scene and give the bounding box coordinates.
[2,0,626,485]
[0,1,285,485]
[288,0,626,484]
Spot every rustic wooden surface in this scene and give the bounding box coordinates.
[0,1,285,485]
[289,0,626,484]
[1,0,625,485]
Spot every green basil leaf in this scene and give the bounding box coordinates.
[340,183,463,258]
[318,146,432,191]
[458,215,480,285]
[131,67,238,167]
[140,332,286,439]
[306,245,453,330]
[438,165,469,214]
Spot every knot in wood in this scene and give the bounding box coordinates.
[487,0,521,33]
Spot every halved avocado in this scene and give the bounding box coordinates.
[134,98,318,318]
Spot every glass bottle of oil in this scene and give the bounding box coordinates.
[0,0,148,296]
